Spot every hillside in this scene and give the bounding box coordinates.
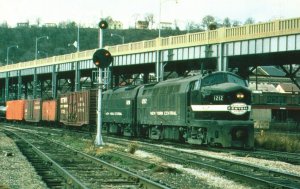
[0,23,188,65]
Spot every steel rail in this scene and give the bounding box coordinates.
[2,127,171,189]
[3,128,88,189]
[105,136,300,189]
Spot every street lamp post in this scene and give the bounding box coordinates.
[156,0,178,82]
[35,36,49,60]
[158,0,178,38]
[111,33,124,44]
[77,24,80,52]
[6,45,18,65]
[38,50,48,58]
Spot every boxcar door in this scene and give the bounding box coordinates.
[59,96,69,124]
[68,93,76,123]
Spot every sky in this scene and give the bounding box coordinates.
[0,0,299,29]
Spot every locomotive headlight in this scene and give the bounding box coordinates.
[236,93,244,99]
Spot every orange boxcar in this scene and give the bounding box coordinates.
[6,100,25,121]
[24,99,42,122]
[42,100,58,122]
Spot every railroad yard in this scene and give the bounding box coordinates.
[1,123,300,189]
[1,0,300,188]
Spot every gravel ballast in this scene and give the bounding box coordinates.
[0,131,47,189]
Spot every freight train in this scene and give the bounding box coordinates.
[4,71,254,148]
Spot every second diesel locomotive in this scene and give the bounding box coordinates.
[102,71,254,148]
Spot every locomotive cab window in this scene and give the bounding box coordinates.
[227,74,247,87]
[201,73,226,87]
[193,80,201,90]
[201,73,247,87]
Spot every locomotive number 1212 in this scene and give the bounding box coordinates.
[214,95,224,101]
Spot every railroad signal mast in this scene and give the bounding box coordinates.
[94,20,113,146]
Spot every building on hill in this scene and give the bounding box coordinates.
[43,23,57,27]
[160,22,172,30]
[17,22,29,27]
[109,21,123,29]
[136,21,149,29]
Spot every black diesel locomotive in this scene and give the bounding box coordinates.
[102,71,254,148]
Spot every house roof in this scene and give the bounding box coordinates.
[248,82,278,92]
[277,83,300,92]
[258,66,286,76]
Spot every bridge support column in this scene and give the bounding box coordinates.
[5,72,9,101]
[40,80,44,99]
[113,74,119,87]
[1,87,3,101]
[33,68,38,99]
[17,70,22,99]
[110,66,114,89]
[75,61,81,92]
[52,65,57,99]
[24,81,28,99]
[143,72,149,84]
[217,43,228,71]
[156,50,162,82]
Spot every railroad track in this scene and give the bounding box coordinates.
[5,123,300,165]
[1,125,209,189]
[4,123,300,161]
[2,127,170,189]
[3,124,300,188]
[104,137,300,189]
[225,148,300,165]
[113,135,300,166]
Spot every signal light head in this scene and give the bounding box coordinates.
[99,20,108,29]
[93,49,113,69]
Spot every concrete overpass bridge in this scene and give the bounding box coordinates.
[1,17,300,101]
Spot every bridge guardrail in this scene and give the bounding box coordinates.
[1,17,300,73]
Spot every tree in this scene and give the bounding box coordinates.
[202,15,215,29]
[244,17,255,25]
[0,21,188,64]
[104,16,114,25]
[232,20,241,27]
[36,18,41,27]
[145,13,155,29]
[132,14,140,29]
[223,17,231,27]
[0,21,8,28]
[185,21,201,32]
